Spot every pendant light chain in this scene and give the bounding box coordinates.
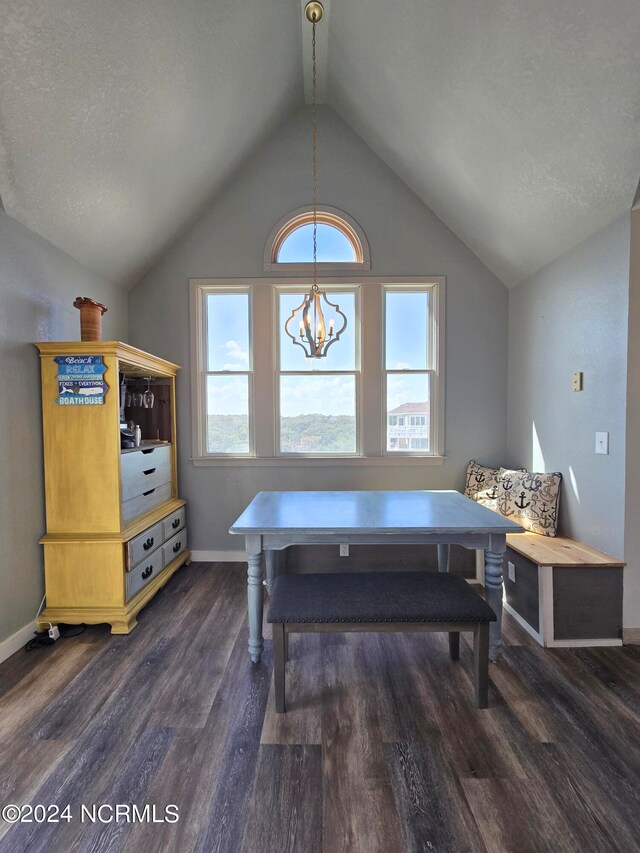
[312,15,318,293]
[284,3,347,359]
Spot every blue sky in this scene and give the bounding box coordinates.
[277,223,355,263]
[206,232,430,417]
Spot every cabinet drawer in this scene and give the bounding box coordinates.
[163,529,188,566]
[122,483,172,525]
[126,521,164,570]
[121,445,171,479]
[121,458,172,503]
[126,550,165,602]
[162,506,186,541]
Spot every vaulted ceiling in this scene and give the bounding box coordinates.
[1,0,639,288]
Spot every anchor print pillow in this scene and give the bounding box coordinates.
[464,460,502,512]
[497,468,562,537]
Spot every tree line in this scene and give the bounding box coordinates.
[207,413,356,454]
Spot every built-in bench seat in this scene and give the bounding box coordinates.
[501,532,625,647]
[267,571,497,712]
[465,460,625,647]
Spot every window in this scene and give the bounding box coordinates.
[192,272,444,464]
[202,290,252,455]
[278,224,356,263]
[277,287,359,454]
[264,206,371,272]
[384,287,437,454]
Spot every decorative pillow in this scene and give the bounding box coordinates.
[464,460,502,512]
[497,468,562,537]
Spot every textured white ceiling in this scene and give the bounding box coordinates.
[1,0,639,287]
[328,0,640,286]
[0,0,302,286]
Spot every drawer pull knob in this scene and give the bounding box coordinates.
[143,468,157,476]
[141,566,153,579]
[172,518,180,529]
[143,488,156,496]
[173,541,182,553]
[143,537,154,551]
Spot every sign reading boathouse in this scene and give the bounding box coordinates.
[54,355,108,405]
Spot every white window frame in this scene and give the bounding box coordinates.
[190,276,445,466]
[275,284,362,458]
[191,285,255,458]
[382,283,444,458]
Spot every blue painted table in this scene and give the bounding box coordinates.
[230,490,523,663]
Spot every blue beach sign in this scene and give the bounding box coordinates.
[54,355,108,406]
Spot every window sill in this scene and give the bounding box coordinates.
[191,455,446,467]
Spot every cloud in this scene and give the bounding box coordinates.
[386,374,430,411]
[280,375,355,417]
[207,376,248,415]
[222,339,249,370]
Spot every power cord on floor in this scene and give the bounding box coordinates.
[58,624,87,639]
[25,623,87,651]
[25,591,87,650]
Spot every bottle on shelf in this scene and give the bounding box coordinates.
[134,425,142,447]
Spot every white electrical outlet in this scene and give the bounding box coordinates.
[339,544,349,557]
[595,432,609,455]
[507,561,516,582]
[48,625,60,641]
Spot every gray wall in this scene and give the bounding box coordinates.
[0,210,128,644]
[129,107,508,553]
[624,204,640,633]
[507,214,629,560]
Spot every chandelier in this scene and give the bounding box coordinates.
[284,1,347,359]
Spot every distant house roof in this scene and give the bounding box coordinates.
[388,402,428,415]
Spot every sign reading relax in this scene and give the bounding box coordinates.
[54,355,108,406]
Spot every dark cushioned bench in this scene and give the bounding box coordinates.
[267,571,497,712]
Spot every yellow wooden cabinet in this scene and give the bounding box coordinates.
[36,341,191,633]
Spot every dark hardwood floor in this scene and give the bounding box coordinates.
[1,562,640,852]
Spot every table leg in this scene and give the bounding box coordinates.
[246,537,264,664]
[484,545,505,662]
[264,550,276,596]
[437,544,450,572]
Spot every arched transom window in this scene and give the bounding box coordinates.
[278,221,355,263]
[264,206,370,271]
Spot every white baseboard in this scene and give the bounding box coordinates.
[503,601,623,648]
[623,627,640,644]
[546,637,622,648]
[190,553,487,573]
[0,620,37,664]
[503,601,544,645]
[190,550,246,563]
[190,552,489,573]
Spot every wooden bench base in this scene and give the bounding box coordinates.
[502,533,624,647]
[272,621,490,712]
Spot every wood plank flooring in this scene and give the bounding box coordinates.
[1,562,640,852]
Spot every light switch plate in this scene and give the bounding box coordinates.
[507,561,516,582]
[572,372,583,391]
[595,432,609,455]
